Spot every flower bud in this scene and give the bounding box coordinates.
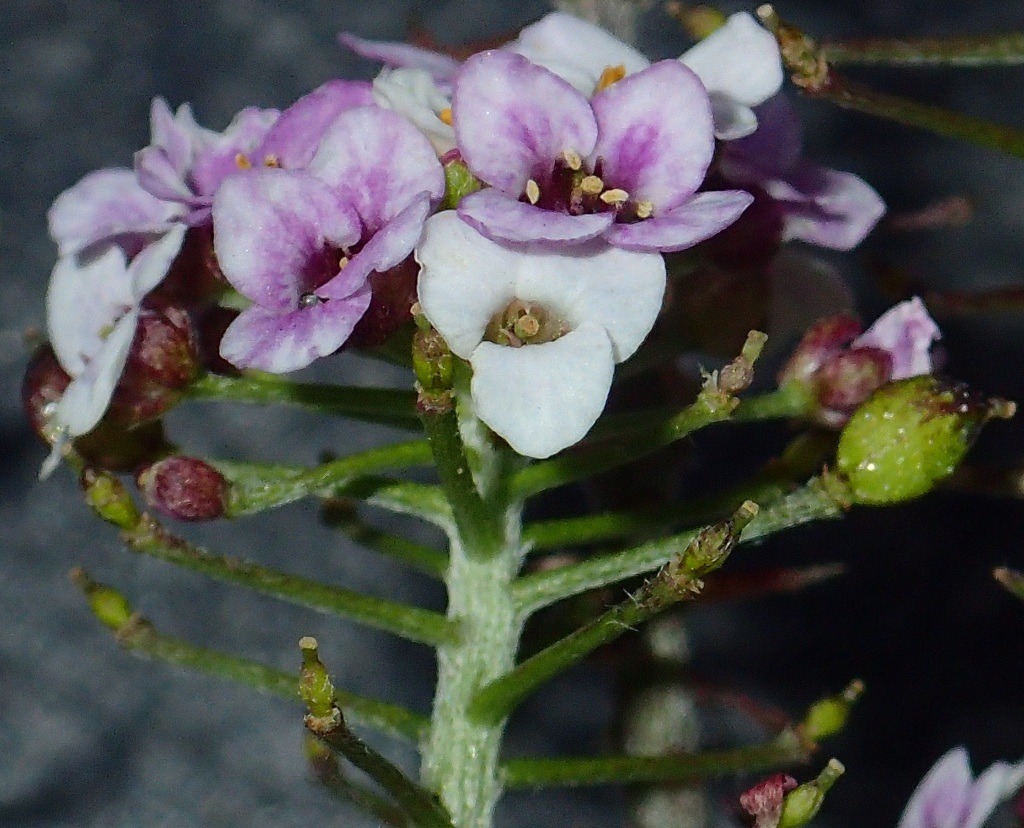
[801,679,864,741]
[778,314,862,387]
[70,568,134,632]
[778,759,844,828]
[740,773,797,828]
[22,344,71,440]
[147,224,225,308]
[107,305,200,425]
[81,467,141,530]
[812,347,892,426]
[136,456,228,522]
[440,150,483,210]
[836,376,1011,505]
[346,256,419,349]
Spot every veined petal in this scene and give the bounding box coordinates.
[458,189,613,245]
[47,247,135,376]
[219,288,371,373]
[774,161,886,251]
[604,190,752,253]
[512,241,665,362]
[710,93,758,140]
[48,169,181,257]
[212,169,361,309]
[149,98,197,175]
[591,60,714,210]
[309,106,444,232]
[128,224,187,298]
[853,297,939,380]
[898,748,973,828]
[470,322,614,458]
[509,12,649,94]
[53,307,139,436]
[321,193,433,301]
[189,106,280,199]
[256,80,374,170]
[373,68,455,154]
[338,32,460,81]
[453,50,597,195]
[415,211,518,359]
[679,12,783,107]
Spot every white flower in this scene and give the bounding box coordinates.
[372,68,456,155]
[415,211,665,458]
[898,747,1024,828]
[41,225,185,476]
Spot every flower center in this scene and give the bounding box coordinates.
[296,245,350,308]
[521,154,654,223]
[484,299,570,348]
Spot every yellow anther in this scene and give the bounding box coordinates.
[561,149,582,171]
[338,255,350,270]
[234,153,252,170]
[579,175,604,195]
[439,107,453,125]
[525,179,541,205]
[595,64,627,92]
[635,200,654,219]
[263,154,281,167]
[600,188,630,205]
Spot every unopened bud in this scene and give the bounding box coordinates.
[778,315,862,387]
[147,224,225,308]
[802,679,864,741]
[70,568,134,631]
[778,758,844,827]
[22,344,71,440]
[441,152,483,210]
[837,376,1012,505]
[108,305,200,425]
[813,347,892,421]
[740,773,797,828]
[81,467,141,529]
[136,456,228,522]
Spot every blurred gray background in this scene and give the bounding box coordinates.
[5,1,1024,826]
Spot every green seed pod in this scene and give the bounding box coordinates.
[836,376,1010,505]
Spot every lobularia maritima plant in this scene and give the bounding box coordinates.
[23,4,1024,827]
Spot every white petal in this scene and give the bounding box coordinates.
[372,68,455,155]
[415,212,517,359]
[679,12,783,107]
[53,308,139,436]
[513,242,665,362]
[709,93,758,140]
[470,322,614,458]
[128,224,187,298]
[46,247,134,376]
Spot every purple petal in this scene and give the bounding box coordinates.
[452,50,597,196]
[604,190,752,252]
[189,106,280,198]
[48,168,181,256]
[308,106,444,232]
[321,193,433,301]
[590,60,714,210]
[898,748,973,828]
[134,97,205,202]
[773,161,886,250]
[219,288,371,373]
[255,80,374,170]
[212,169,361,310]
[724,94,804,180]
[853,297,939,380]
[458,189,613,245]
[338,32,460,81]
[509,12,650,94]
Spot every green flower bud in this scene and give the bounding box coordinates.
[802,680,864,741]
[441,154,482,210]
[778,759,844,828]
[836,377,1013,505]
[70,568,133,632]
[80,468,141,530]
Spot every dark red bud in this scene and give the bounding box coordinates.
[778,314,863,387]
[22,344,71,440]
[147,224,226,308]
[740,773,798,828]
[108,305,200,424]
[346,255,419,349]
[814,347,892,423]
[136,456,228,521]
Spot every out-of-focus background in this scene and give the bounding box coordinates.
[4,1,1024,825]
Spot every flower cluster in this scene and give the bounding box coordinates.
[38,10,892,464]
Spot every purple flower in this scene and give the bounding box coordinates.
[451,50,751,252]
[213,106,444,373]
[720,94,886,251]
[898,747,1024,828]
[416,212,665,458]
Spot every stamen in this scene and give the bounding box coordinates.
[595,64,627,92]
[600,188,629,205]
[561,149,583,171]
[635,200,654,219]
[338,255,350,270]
[579,175,604,195]
[235,153,252,170]
[439,107,453,125]
[263,154,281,167]
[525,179,541,205]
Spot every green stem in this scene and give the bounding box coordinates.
[321,500,448,577]
[824,32,1024,67]
[333,478,453,528]
[187,373,419,429]
[731,383,812,422]
[308,736,412,827]
[501,731,808,787]
[121,516,458,647]
[217,440,434,516]
[470,506,755,725]
[513,475,848,618]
